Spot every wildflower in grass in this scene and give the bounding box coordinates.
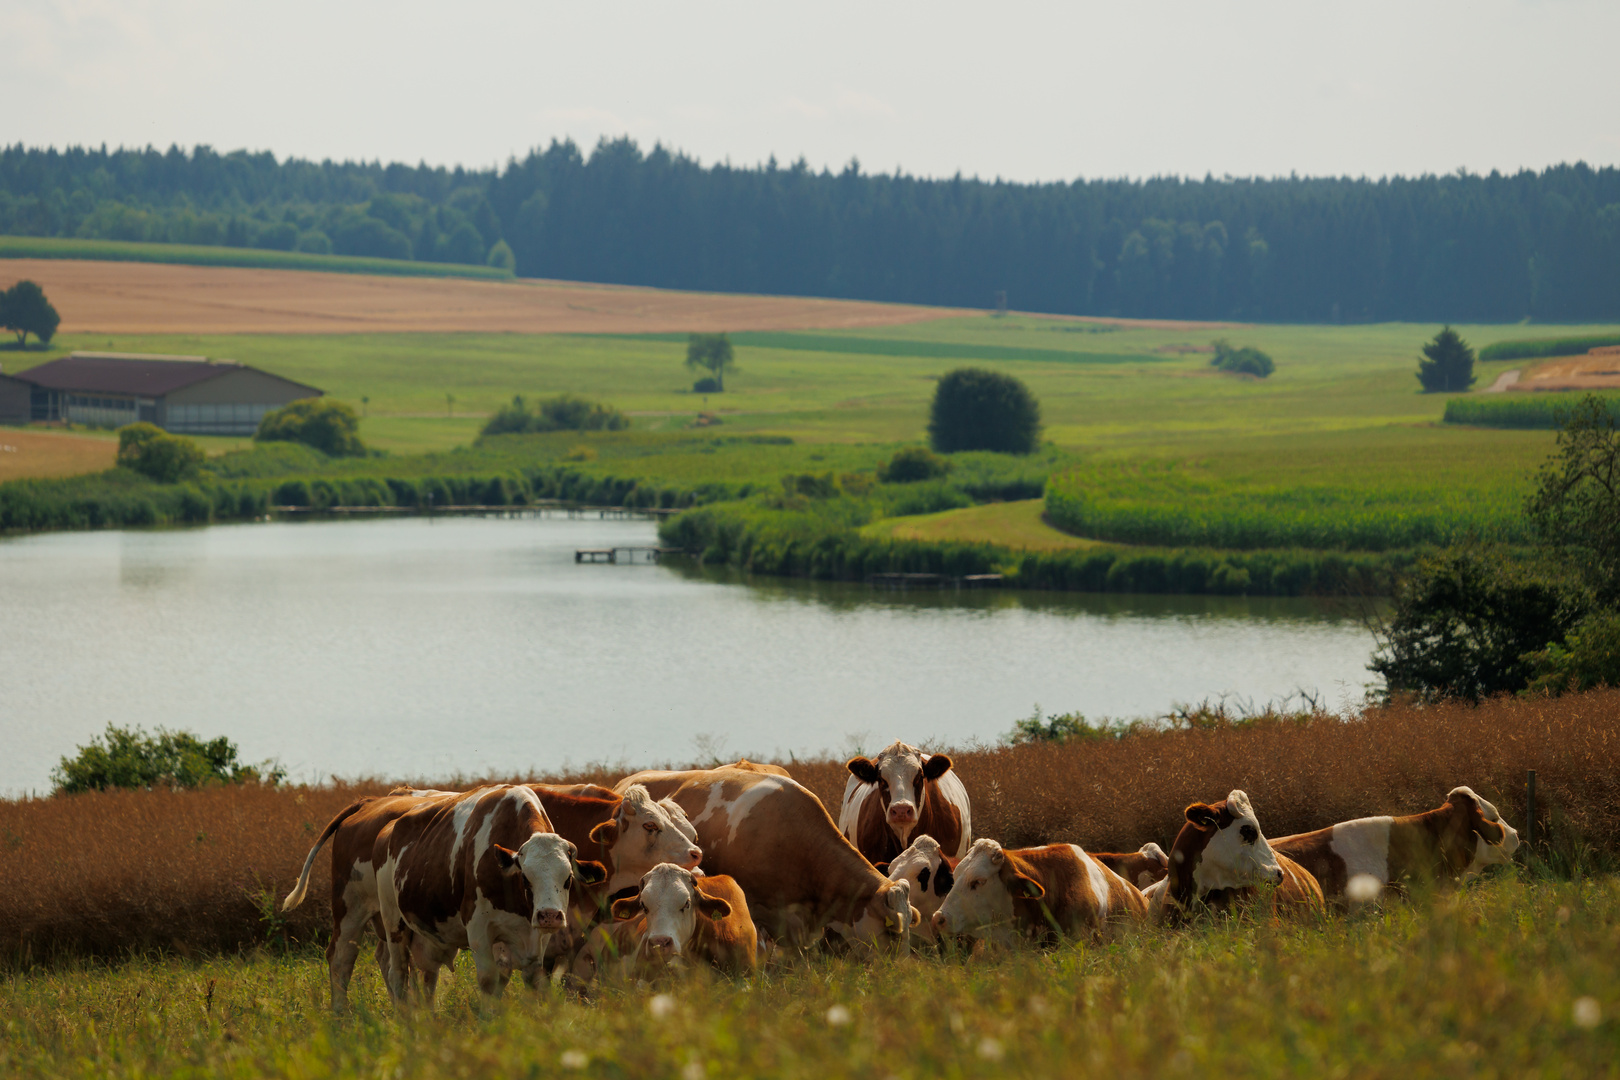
[648,993,676,1018]
[977,1037,1005,1061]
[1573,998,1601,1028]
[682,1061,705,1080]
[559,1049,589,1069]
[826,1004,852,1026]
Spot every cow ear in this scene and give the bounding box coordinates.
[589,820,620,846]
[575,859,608,886]
[922,753,952,781]
[846,757,880,784]
[1185,804,1219,830]
[873,861,891,877]
[493,844,522,875]
[697,892,732,922]
[610,895,643,921]
[933,863,954,895]
[1013,872,1045,899]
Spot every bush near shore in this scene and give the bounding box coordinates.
[2,690,1615,966]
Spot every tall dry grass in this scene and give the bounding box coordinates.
[3,691,1616,965]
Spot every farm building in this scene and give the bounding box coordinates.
[12,353,322,435]
[0,370,32,425]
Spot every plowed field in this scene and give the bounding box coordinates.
[0,259,965,335]
[0,429,117,482]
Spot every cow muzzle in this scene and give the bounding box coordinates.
[1264,865,1285,886]
[930,909,948,933]
[888,803,917,825]
[534,908,566,930]
[683,846,703,867]
[646,935,677,955]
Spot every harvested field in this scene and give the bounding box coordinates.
[3,690,1614,964]
[0,259,965,336]
[0,428,117,482]
[1514,347,1620,391]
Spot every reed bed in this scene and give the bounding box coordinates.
[3,691,1616,965]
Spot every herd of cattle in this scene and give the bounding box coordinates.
[281,740,1522,1009]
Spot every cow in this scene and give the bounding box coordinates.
[838,740,972,865]
[374,785,607,1002]
[615,766,918,953]
[877,835,956,944]
[932,838,1148,948]
[1092,843,1171,890]
[284,782,696,1009]
[1148,790,1320,924]
[576,865,757,982]
[1271,786,1520,908]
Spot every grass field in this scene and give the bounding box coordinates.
[0,235,513,280]
[863,498,1099,551]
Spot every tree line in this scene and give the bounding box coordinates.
[3,140,1619,321]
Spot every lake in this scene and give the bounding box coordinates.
[0,517,1381,795]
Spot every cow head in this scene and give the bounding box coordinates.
[846,741,952,847]
[1174,790,1284,896]
[931,838,1040,948]
[843,878,915,954]
[493,833,606,932]
[609,863,731,963]
[879,835,954,942]
[1447,786,1520,875]
[588,784,704,887]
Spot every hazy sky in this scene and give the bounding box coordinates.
[7,0,1617,182]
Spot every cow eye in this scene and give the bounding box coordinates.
[564,875,574,890]
[643,821,659,833]
[1240,824,1258,844]
[970,879,982,891]
[681,901,691,912]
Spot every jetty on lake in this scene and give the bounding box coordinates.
[575,546,684,564]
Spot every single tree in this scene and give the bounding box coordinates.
[116,422,204,482]
[0,280,61,347]
[360,395,370,417]
[1416,326,1476,393]
[686,333,736,392]
[255,398,366,457]
[1526,393,1620,599]
[928,367,1042,454]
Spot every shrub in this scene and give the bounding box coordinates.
[692,377,722,394]
[928,368,1042,454]
[115,423,204,483]
[878,446,951,483]
[1417,326,1477,393]
[1210,339,1275,377]
[51,724,283,794]
[478,394,629,438]
[294,230,332,255]
[1524,612,1620,696]
[486,239,516,272]
[255,398,365,457]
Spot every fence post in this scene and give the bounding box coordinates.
[1526,769,1537,853]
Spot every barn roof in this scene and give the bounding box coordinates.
[12,353,320,397]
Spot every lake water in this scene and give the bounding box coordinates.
[0,517,1381,795]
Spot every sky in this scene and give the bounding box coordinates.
[5,0,1618,183]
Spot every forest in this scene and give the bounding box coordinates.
[2,140,1618,321]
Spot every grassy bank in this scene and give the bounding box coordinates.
[1,876,1614,1079]
[0,235,514,280]
[5,690,1613,964]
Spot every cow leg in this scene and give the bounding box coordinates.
[328,883,376,1012]
[374,863,413,1006]
[467,918,504,999]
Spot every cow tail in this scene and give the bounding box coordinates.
[282,798,369,912]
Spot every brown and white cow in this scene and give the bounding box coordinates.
[877,835,957,944]
[838,740,972,865]
[577,865,758,981]
[1148,790,1322,924]
[932,838,1148,948]
[1271,786,1520,908]
[1092,843,1171,891]
[374,785,607,1002]
[616,766,917,953]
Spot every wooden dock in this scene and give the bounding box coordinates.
[575,546,685,564]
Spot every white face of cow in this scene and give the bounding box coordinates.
[1186,790,1284,892]
[617,863,732,961]
[495,833,579,932]
[884,835,951,941]
[590,785,704,885]
[847,741,952,847]
[845,879,915,953]
[933,839,1029,947]
[1454,787,1520,873]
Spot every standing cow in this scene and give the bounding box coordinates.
[838,740,972,864]
[933,838,1148,948]
[616,765,918,953]
[1271,786,1519,907]
[374,786,606,1003]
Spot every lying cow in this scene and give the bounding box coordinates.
[1092,843,1170,890]
[616,765,918,953]
[375,785,607,1002]
[1148,790,1321,924]
[877,835,956,944]
[576,864,757,981]
[839,741,972,864]
[1271,786,1520,907]
[932,838,1148,948]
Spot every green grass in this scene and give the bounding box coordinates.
[863,499,1101,551]
[0,235,514,280]
[1444,393,1620,430]
[1,877,1613,1078]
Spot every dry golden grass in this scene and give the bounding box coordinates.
[0,428,118,481]
[3,691,1615,964]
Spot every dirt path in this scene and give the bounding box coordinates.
[0,259,970,336]
[1484,369,1521,393]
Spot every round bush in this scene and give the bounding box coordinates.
[879,446,950,483]
[927,368,1041,455]
[692,377,722,394]
[256,398,365,457]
